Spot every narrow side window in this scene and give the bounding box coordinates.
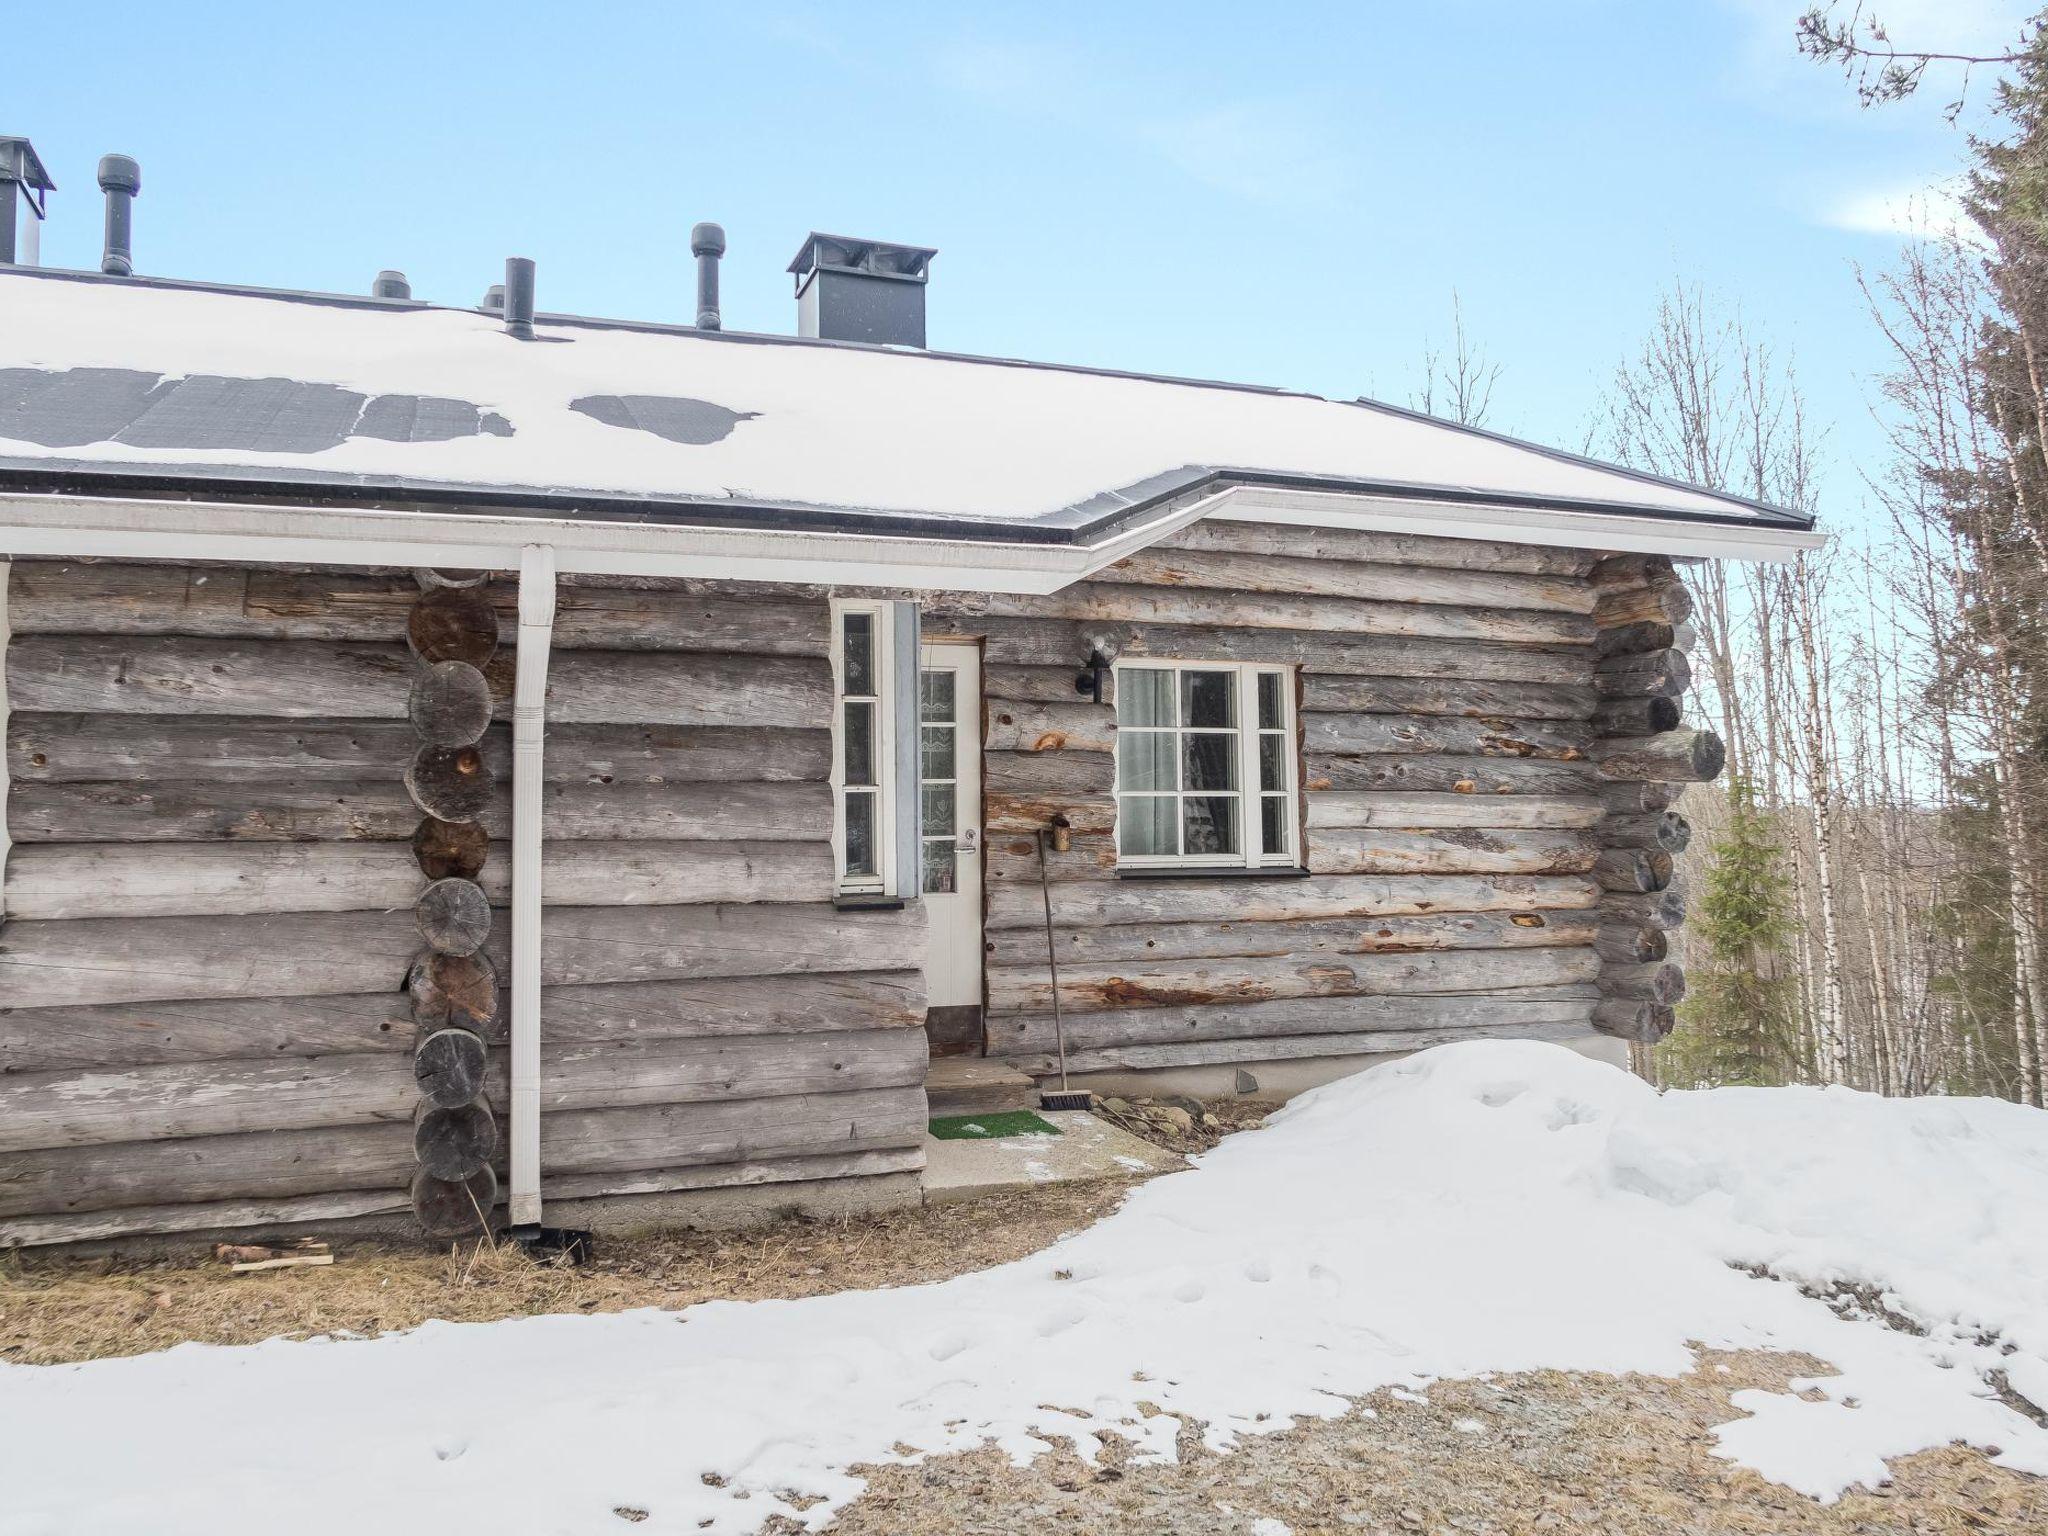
[831,602,893,894]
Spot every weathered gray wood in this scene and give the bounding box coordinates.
[977,619,1594,685]
[538,1084,926,1176]
[543,651,834,728]
[1595,729,1726,784]
[0,902,923,1007]
[408,660,492,746]
[985,793,1117,837]
[1590,1000,1677,1043]
[539,1027,925,1114]
[541,782,832,842]
[1595,924,1669,965]
[1300,673,1598,721]
[5,563,828,654]
[1602,885,1689,931]
[413,1165,496,1237]
[1592,847,1675,893]
[1590,695,1681,737]
[1,1188,411,1248]
[930,583,1595,646]
[1100,547,1597,614]
[1305,828,1598,877]
[409,951,500,1035]
[0,992,413,1074]
[406,585,499,666]
[1303,754,1603,795]
[1004,1020,1595,1075]
[1604,811,1691,853]
[1594,649,1691,699]
[985,872,1599,932]
[1305,792,1603,830]
[1162,519,1600,577]
[7,717,830,785]
[414,816,488,879]
[984,749,1110,798]
[984,909,1598,969]
[535,972,926,1044]
[1600,781,1680,816]
[984,828,1119,883]
[1594,579,1694,629]
[1301,713,1590,761]
[414,1100,495,1179]
[986,945,1600,1014]
[1601,961,1687,1005]
[407,743,494,822]
[1589,554,1676,588]
[984,701,1113,754]
[541,1148,923,1204]
[413,1026,489,1107]
[1594,619,1681,659]
[416,878,492,956]
[983,664,1116,706]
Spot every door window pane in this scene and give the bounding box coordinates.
[1121,668,1174,727]
[921,724,955,781]
[1181,670,1236,728]
[922,784,956,837]
[1118,796,1177,856]
[920,669,955,723]
[922,839,956,893]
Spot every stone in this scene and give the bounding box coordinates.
[1156,1106,1195,1134]
[1235,1068,1261,1095]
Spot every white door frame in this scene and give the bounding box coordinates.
[918,640,984,1013]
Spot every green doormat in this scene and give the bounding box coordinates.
[928,1111,1062,1140]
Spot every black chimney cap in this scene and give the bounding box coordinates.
[0,137,55,192]
[787,232,935,285]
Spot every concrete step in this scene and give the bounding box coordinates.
[926,1055,1039,1118]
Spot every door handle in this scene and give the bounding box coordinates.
[955,827,979,855]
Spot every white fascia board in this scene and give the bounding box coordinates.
[1205,485,1826,564]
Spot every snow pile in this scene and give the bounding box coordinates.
[4,1042,2045,1534]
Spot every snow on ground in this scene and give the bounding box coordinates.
[4,1042,2045,1534]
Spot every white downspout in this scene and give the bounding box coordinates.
[509,543,556,1231]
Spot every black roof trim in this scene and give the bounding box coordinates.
[0,265,1816,533]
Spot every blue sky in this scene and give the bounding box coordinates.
[7,1,2028,521]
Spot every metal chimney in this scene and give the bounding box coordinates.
[691,221,725,331]
[372,269,412,300]
[0,137,55,266]
[481,282,505,312]
[97,154,140,276]
[503,257,535,339]
[787,233,936,347]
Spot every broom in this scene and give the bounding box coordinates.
[1035,826,1094,1111]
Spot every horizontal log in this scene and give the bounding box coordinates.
[1301,713,1590,761]
[1601,884,1689,932]
[1590,999,1677,1044]
[1161,519,1601,576]
[989,992,1599,1058]
[984,830,1118,884]
[983,909,1598,969]
[1603,811,1691,853]
[1299,673,1598,721]
[984,664,1114,707]
[414,1099,495,1178]
[541,1147,924,1205]
[1594,619,1681,659]
[1601,781,1680,816]
[985,872,1599,932]
[1099,547,1596,614]
[1589,554,1676,588]
[976,619,1593,685]
[8,779,831,845]
[0,902,924,1008]
[1005,1019,1596,1075]
[928,583,1595,646]
[1600,961,1687,1005]
[414,1166,496,1237]
[1305,828,1598,877]
[1595,923,1669,965]
[984,793,1116,837]
[0,971,925,1074]
[1590,696,1680,737]
[538,1028,926,1115]
[984,749,1109,797]
[0,1188,411,1249]
[984,700,1113,755]
[1593,649,1691,699]
[1594,729,1726,784]
[5,563,829,653]
[1306,792,1603,831]
[538,1085,927,1178]
[7,636,831,728]
[1304,754,1602,795]
[1592,847,1675,893]
[6,717,831,785]
[1593,580,1693,629]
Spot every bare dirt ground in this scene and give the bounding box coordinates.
[4,1102,2041,1532]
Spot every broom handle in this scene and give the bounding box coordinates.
[1037,828,1070,1093]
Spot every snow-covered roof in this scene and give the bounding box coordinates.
[0,268,1812,549]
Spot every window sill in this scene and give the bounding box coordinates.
[833,893,909,911]
[1114,865,1311,881]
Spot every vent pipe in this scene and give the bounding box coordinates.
[97,154,140,276]
[691,221,725,331]
[503,257,535,338]
[372,269,412,300]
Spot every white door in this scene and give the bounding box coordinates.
[919,641,984,1010]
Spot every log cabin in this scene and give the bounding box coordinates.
[0,181,1821,1246]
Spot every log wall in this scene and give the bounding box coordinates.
[921,520,1716,1077]
[0,562,927,1246]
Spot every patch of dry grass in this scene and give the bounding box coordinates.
[0,1180,1139,1367]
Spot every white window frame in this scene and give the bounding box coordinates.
[830,598,897,896]
[1112,659,1300,871]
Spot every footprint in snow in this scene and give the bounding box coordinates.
[928,1332,971,1362]
[1174,1280,1206,1303]
[1243,1259,1273,1283]
[432,1441,468,1463]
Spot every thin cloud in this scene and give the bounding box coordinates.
[1138,101,1350,208]
[1820,176,1984,243]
